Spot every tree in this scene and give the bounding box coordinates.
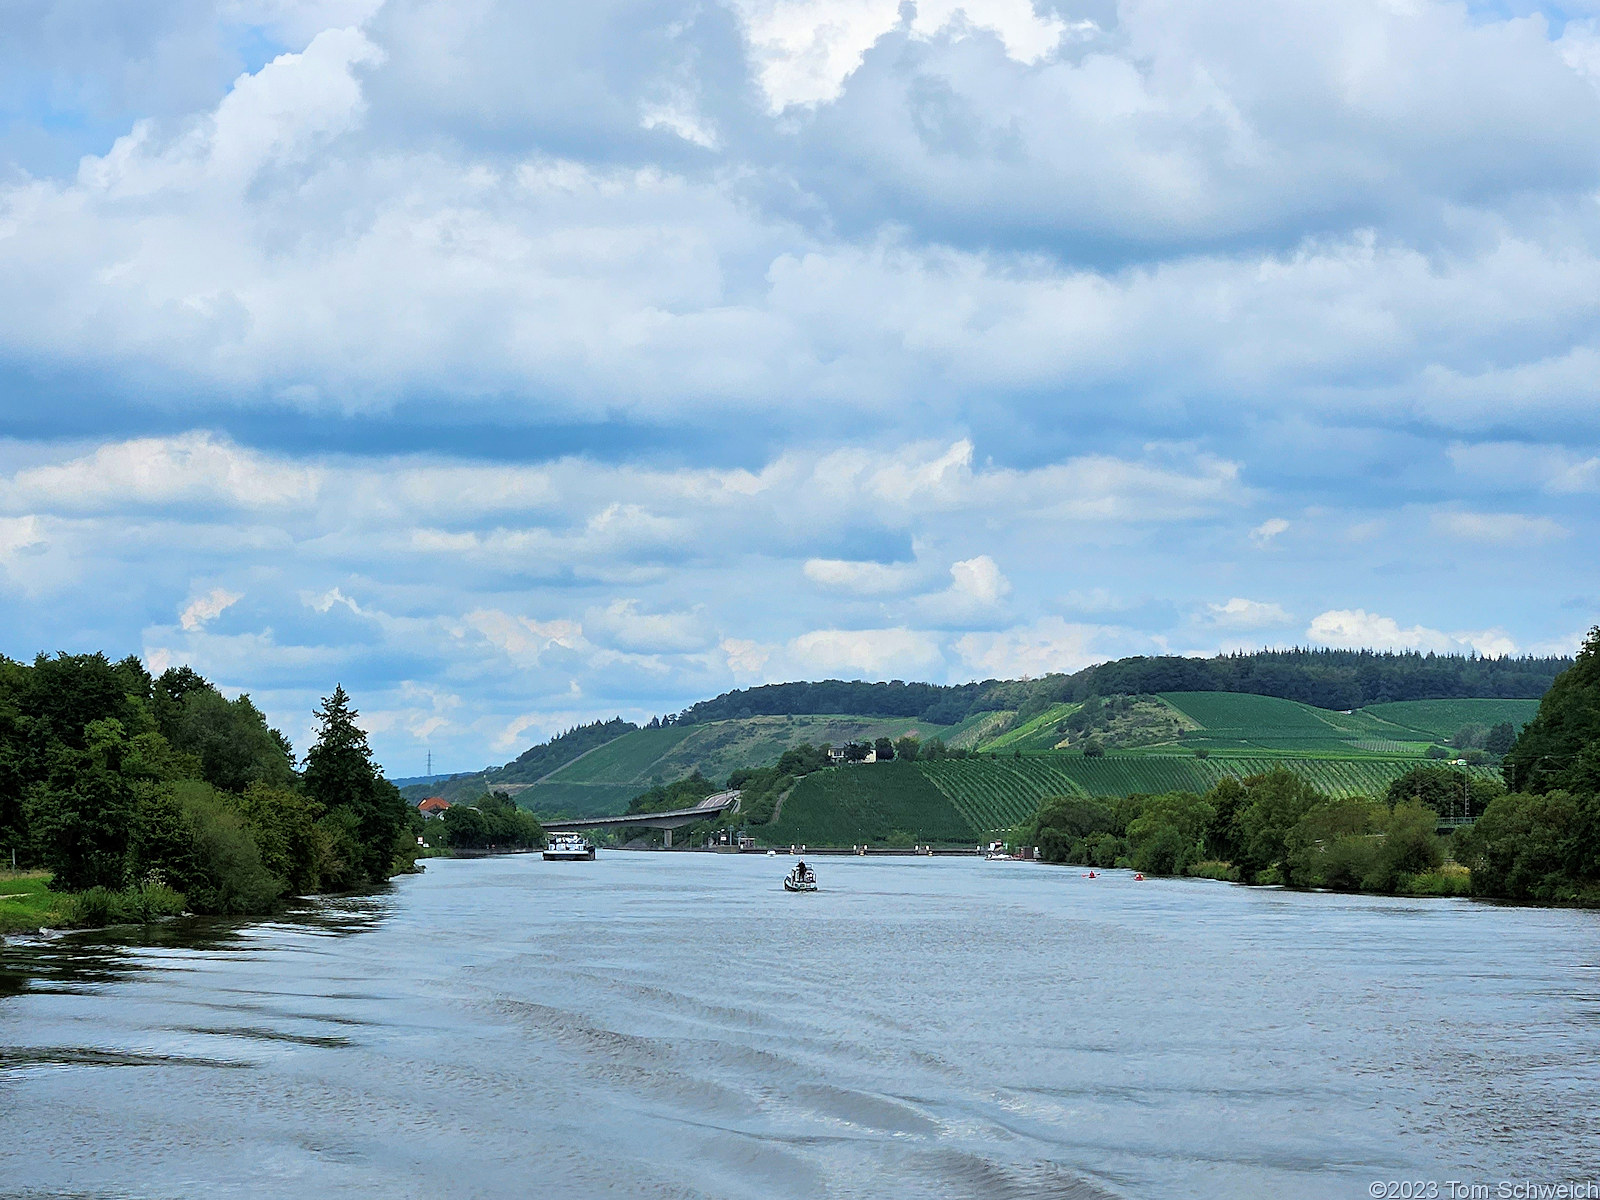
[873,737,894,762]
[1504,627,1600,794]
[28,719,141,890]
[893,736,919,762]
[302,686,407,887]
[1234,768,1325,882]
[1485,722,1517,758]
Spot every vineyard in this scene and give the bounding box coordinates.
[1361,698,1542,741]
[811,755,1511,839]
[762,761,974,845]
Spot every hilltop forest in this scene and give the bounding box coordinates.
[668,648,1568,727]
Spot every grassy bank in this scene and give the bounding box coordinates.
[0,871,188,935]
[0,872,74,934]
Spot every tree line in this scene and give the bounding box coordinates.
[1020,628,1600,904]
[660,648,1569,728]
[1,652,415,921]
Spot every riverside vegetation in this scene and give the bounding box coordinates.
[1019,628,1600,904]
[0,653,420,933]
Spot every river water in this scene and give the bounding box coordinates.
[3,853,1598,1199]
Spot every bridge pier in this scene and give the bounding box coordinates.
[663,828,672,849]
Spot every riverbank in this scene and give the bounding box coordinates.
[0,872,74,935]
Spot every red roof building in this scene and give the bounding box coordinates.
[418,796,451,818]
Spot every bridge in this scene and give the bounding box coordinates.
[542,790,741,848]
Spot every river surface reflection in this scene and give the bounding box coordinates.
[3,853,1599,1199]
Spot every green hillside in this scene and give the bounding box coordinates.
[1362,698,1541,741]
[520,713,950,817]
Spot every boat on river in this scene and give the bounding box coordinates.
[985,840,1012,860]
[543,832,596,861]
[784,863,817,892]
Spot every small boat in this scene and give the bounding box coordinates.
[1133,872,1145,881]
[543,832,596,861]
[984,840,1012,861]
[1083,870,1098,879]
[767,849,777,857]
[783,863,818,892]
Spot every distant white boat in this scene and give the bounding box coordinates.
[543,832,595,861]
[984,840,1012,861]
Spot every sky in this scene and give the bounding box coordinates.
[0,0,1597,776]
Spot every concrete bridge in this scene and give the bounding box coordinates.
[542,790,741,848]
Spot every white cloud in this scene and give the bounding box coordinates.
[727,0,1072,111]
[915,553,1012,622]
[179,587,242,631]
[803,557,918,594]
[788,626,943,677]
[1249,517,1289,546]
[1205,597,1291,630]
[0,515,43,564]
[457,610,587,663]
[1307,609,1518,657]
[947,555,1009,606]
[953,616,1125,679]
[2,434,318,513]
[720,637,773,676]
[586,599,710,653]
[1431,511,1568,545]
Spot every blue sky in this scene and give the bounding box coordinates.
[0,0,1596,776]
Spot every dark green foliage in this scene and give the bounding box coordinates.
[27,719,143,891]
[1504,627,1600,794]
[893,736,919,762]
[1126,792,1214,875]
[626,772,716,815]
[1454,791,1598,902]
[873,737,895,761]
[1384,765,1503,818]
[1025,796,1120,863]
[437,792,544,850]
[302,686,409,887]
[1485,722,1517,757]
[155,680,295,793]
[1,651,410,917]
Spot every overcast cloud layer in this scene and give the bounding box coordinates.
[1,0,1596,773]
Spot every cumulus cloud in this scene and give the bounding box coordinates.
[1249,518,1289,547]
[788,627,943,677]
[1307,609,1517,657]
[180,587,243,631]
[1,434,318,514]
[953,616,1131,679]
[0,1,1595,771]
[1205,597,1291,631]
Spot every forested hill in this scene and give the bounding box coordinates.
[670,649,1571,727]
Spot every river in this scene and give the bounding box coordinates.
[3,853,1598,1199]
